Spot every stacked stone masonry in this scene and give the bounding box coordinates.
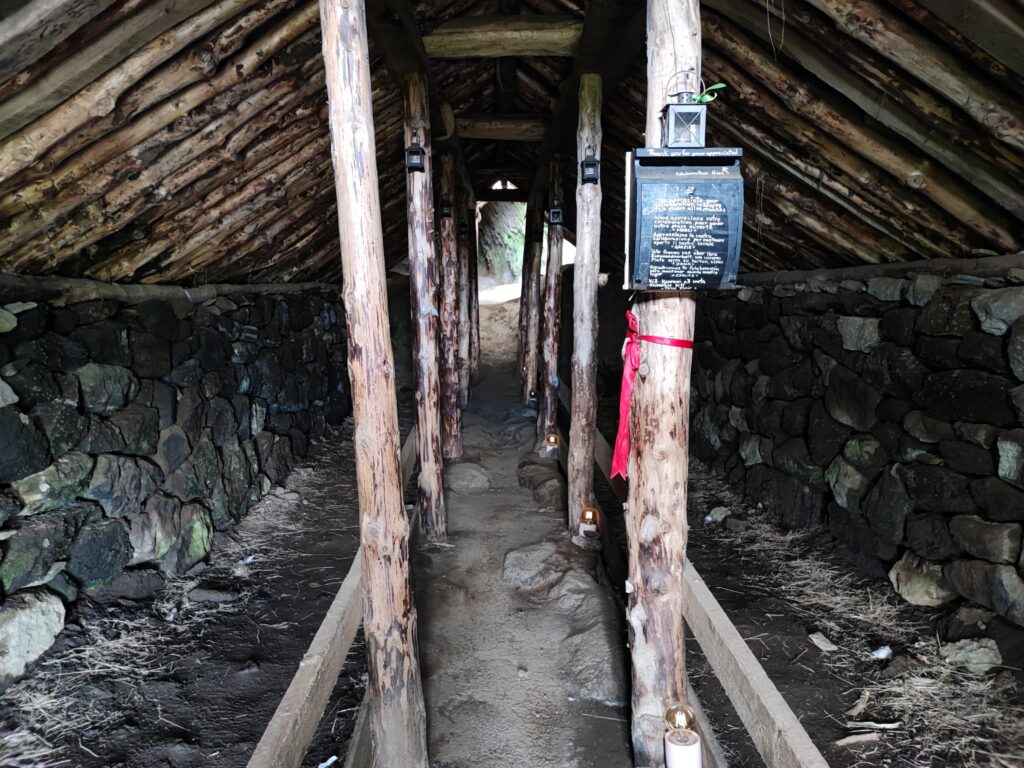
[0,287,351,678]
[691,273,1024,628]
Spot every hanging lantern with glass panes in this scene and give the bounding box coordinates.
[549,205,564,225]
[405,132,426,172]
[661,93,706,149]
[580,153,600,184]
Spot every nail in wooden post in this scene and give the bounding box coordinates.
[537,156,563,456]
[403,71,446,543]
[625,0,700,763]
[568,74,602,527]
[438,153,462,458]
[521,196,543,404]
[318,2,428,764]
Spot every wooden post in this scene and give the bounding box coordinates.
[522,195,543,404]
[317,2,428,765]
[468,202,481,383]
[438,153,462,459]
[457,190,472,408]
[403,72,446,543]
[625,1,700,764]
[567,74,602,528]
[516,197,534,382]
[537,157,563,456]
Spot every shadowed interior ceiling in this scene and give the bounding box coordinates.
[0,0,1021,284]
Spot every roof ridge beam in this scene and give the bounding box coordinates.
[423,15,583,58]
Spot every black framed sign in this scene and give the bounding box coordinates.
[625,147,744,291]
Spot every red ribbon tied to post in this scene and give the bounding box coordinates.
[611,310,694,479]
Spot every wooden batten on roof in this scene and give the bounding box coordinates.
[0,0,1019,285]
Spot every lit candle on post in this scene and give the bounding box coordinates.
[664,703,701,768]
[579,506,599,538]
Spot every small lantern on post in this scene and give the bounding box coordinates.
[405,132,426,172]
[579,507,599,538]
[661,92,706,149]
[580,152,600,184]
[549,205,564,225]
[439,198,453,218]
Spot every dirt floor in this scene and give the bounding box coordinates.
[0,405,415,768]
[2,295,1021,768]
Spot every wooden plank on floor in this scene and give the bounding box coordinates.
[248,428,419,768]
[575,397,828,768]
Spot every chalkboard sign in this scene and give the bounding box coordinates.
[625,148,744,291]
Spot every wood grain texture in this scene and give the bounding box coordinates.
[457,193,472,409]
[537,157,564,455]
[423,15,583,58]
[468,202,481,384]
[404,72,447,543]
[455,113,548,141]
[319,1,428,764]
[248,429,420,768]
[522,196,544,404]
[567,73,602,529]
[624,1,700,763]
[438,152,463,459]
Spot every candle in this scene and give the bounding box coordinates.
[665,727,701,768]
[579,506,599,538]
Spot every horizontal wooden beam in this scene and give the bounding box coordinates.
[456,113,547,141]
[423,15,582,58]
[477,187,530,202]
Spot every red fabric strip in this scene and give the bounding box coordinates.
[611,311,693,480]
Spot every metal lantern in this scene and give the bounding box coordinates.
[580,154,600,184]
[662,97,707,149]
[549,206,564,225]
[440,198,453,218]
[459,220,468,236]
[405,140,426,172]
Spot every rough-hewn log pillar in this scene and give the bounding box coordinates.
[567,74,602,528]
[522,195,543,404]
[537,157,563,455]
[624,1,699,765]
[457,191,472,408]
[438,153,462,458]
[468,203,481,383]
[403,72,446,543]
[318,2,428,765]
[517,196,535,380]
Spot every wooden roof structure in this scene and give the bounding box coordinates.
[0,0,1021,283]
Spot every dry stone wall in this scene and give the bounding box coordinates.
[691,272,1024,627]
[0,286,351,681]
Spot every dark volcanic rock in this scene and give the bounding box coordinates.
[880,307,918,347]
[906,513,961,560]
[807,400,851,465]
[0,505,92,593]
[84,455,162,518]
[1009,317,1024,382]
[944,560,1024,626]
[75,415,125,454]
[862,467,911,545]
[74,363,138,414]
[970,477,1024,522]
[106,405,159,455]
[129,330,172,378]
[917,370,1015,427]
[194,326,228,371]
[0,407,50,483]
[825,365,880,431]
[746,464,825,529]
[896,464,974,514]
[939,441,995,476]
[30,402,88,459]
[13,332,88,371]
[72,320,131,365]
[66,519,132,589]
[958,332,1008,374]
[1,360,58,406]
[767,359,815,401]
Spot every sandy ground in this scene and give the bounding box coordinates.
[416,301,632,767]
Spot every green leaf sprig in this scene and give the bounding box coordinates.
[692,83,727,103]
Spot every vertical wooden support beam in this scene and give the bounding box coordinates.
[438,153,462,459]
[317,2,428,765]
[457,191,472,408]
[537,157,563,455]
[403,72,446,543]
[522,196,543,404]
[517,197,535,383]
[625,1,700,764]
[567,74,602,527]
[468,203,481,383]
